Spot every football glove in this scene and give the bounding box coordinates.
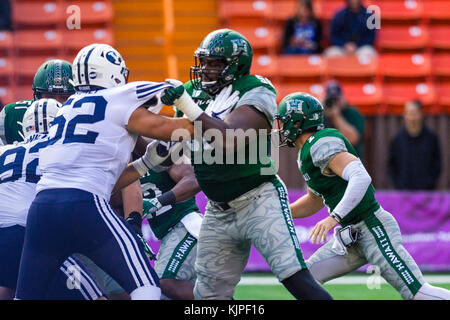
[125,211,143,236]
[132,140,181,176]
[160,85,185,106]
[142,198,163,219]
[204,85,240,120]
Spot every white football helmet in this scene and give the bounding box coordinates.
[72,43,129,91]
[20,98,61,139]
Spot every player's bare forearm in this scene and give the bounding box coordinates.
[290,190,324,219]
[127,107,194,141]
[112,165,142,195]
[121,180,143,219]
[168,163,201,202]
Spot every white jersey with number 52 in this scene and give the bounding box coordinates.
[37,81,172,200]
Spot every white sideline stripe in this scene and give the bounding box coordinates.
[238,275,450,286]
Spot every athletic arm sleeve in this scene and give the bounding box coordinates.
[235,87,277,124]
[332,160,372,219]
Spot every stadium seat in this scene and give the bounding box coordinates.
[383,82,437,114]
[64,28,114,53]
[14,56,59,83]
[431,54,450,78]
[340,82,383,115]
[423,0,450,21]
[73,1,114,26]
[219,0,272,27]
[0,31,13,56]
[0,86,16,105]
[233,26,278,53]
[13,86,34,102]
[13,30,63,54]
[12,1,63,28]
[277,82,325,103]
[428,25,450,50]
[377,25,428,51]
[379,53,431,79]
[435,82,450,113]
[0,57,14,85]
[251,55,278,79]
[316,0,346,20]
[326,55,378,79]
[277,55,326,81]
[271,0,297,22]
[375,0,423,22]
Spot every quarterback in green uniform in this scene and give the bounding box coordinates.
[276,92,450,300]
[0,59,74,145]
[161,29,332,300]
[140,151,202,300]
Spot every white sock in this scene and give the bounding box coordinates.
[413,283,450,300]
[130,285,161,300]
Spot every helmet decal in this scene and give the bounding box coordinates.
[106,50,122,65]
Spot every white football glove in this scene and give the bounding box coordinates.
[132,140,182,176]
[205,85,240,120]
[164,78,184,87]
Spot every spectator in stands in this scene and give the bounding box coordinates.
[387,100,441,190]
[0,0,12,30]
[324,0,376,58]
[323,80,365,158]
[281,0,322,55]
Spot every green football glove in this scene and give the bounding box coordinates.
[142,198,163,219]
[160,85,185,106]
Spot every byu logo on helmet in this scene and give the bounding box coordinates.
[106,51,122,65]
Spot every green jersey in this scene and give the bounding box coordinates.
[178,75,278,202]
[140,169,199,240]
[299,128,380,227]
[0,99,33,144]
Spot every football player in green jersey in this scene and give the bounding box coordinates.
[140,148,202,300]
[276,92,450,300]
[0,59,74,144]
[160,29,332,300]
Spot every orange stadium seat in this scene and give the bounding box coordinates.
[219,0,272,27]
[379,53,431,79]
[340,82,383,115]
[383,82,437,114]
[428,25,450,50]
[278,55,326,81]
[276,82,325,103]
[12,1,63,28]
[316,0,346,20]
[423,0,450,21]
[234,26,278,53]
[272,0,297,22]
[326,55,378,79]
[0,31,13,55]
[435,82,450,113]
[0,86,16,105]
[251,55,278,78]
[14,56,59,82]
[13,30,63,54]
[0,57,14,85]
[73,1,114,26]
[377,25,428,51]
[375,0,423,22]
[13,85,34,102]
[431,54,450,78]
[64,28,114,53]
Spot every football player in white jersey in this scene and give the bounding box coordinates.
[0,99,106,300]
[15,43,194,300]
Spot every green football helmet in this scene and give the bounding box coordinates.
[275,92,325,147]
[190,28,253,96]
[32,59,75,100]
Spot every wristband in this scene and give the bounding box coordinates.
[174,90,204,121]
[330,212,342,223]
[157,190,176,207]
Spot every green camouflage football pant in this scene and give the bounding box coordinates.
[306,207,424,300]
[193,177,307,300]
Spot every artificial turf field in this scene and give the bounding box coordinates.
[234,273,450,300]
